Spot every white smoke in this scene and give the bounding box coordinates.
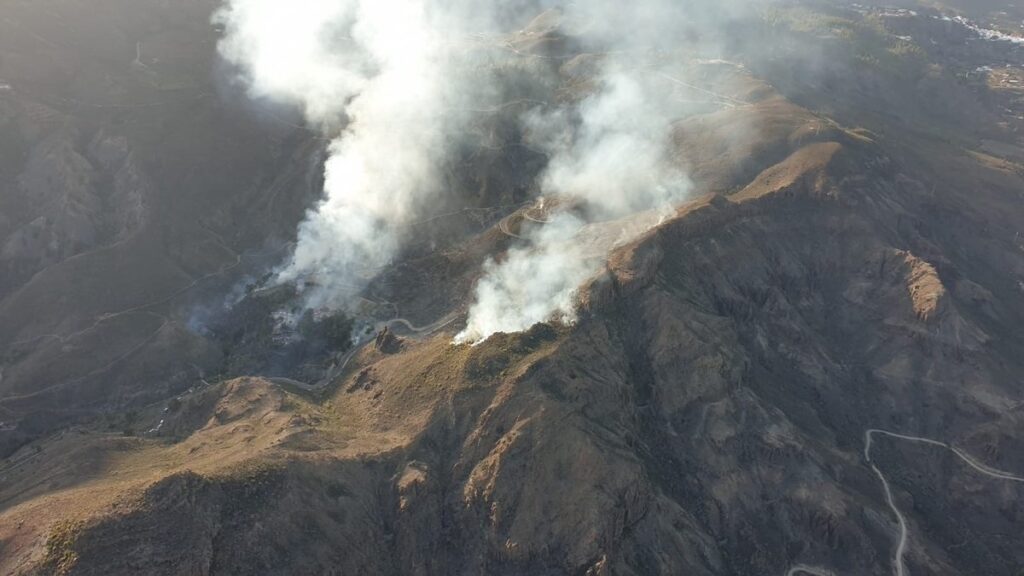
[216,0,494,308]
[453,0,770,343]
[217,0,750,341]
[215,1,366,126]
[456,54,694,343]
[457,212,592,341]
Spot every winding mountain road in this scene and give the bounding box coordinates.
[785,566,836,576]
[274,312,459,395]
[497,210,526,240]
[864,429,1024,576]
[784,429,1023,576]
[385,315,458,336]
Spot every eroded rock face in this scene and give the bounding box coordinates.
[375,327,404,355]
[2,131,101,274]
[0,126,155,296]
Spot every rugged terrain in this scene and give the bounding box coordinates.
[2,1,1024,575]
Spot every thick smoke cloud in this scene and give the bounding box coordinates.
[457,212,593,340]
[456,63,692,342]
[217,0,756,341]
[215,1,366,126]
[216,0,500,308]
[457,0,726,343]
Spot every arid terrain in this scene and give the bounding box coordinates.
[2,1,1024,575]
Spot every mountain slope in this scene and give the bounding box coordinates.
[3,2,1024,575]
[5,86,1024,574]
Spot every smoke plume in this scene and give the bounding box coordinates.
[216,0,502,308]
[456,1,715,343]
[217,0,755,341]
